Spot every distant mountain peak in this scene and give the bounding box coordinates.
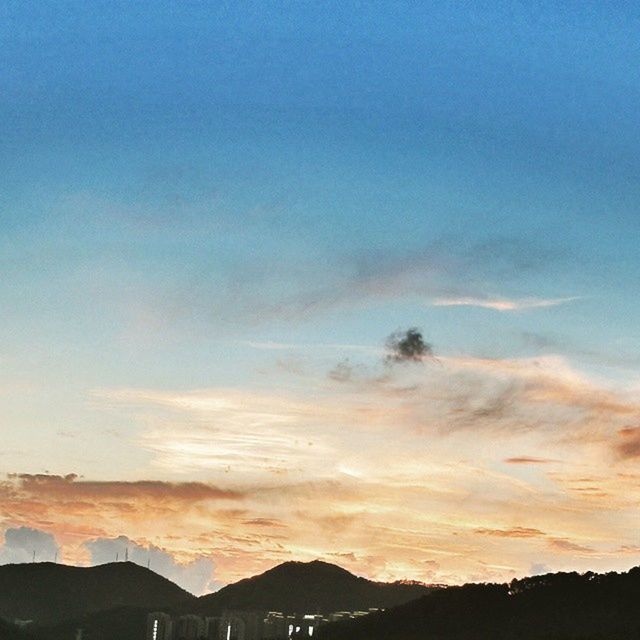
[191,559,432,616]
[0,561,195,626]
[264,560,357,578]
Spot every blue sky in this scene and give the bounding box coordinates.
[2,1,640,589]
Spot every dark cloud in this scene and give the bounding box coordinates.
[385,328,433,364]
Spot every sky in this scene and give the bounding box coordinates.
[2,1,640,595]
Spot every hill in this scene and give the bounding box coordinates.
[190,560,432,615]
[0,562,195,626]
[316,566,640,640]
[27,560,430,640]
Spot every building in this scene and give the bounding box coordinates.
[263,612,327,638]
[147,612,173,640]
[290,614,324,637]
[219,610,267,640]
[145,608,378,640]
[205,617,222,640]
[175,614,206,640]
[262,612,288,639]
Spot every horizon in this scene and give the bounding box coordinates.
[5,556,636,597]
[3,2,640,598]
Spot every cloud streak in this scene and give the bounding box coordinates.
[3,346,639,586]
[7,474,245,501]
[431,296,580,311]
[128,235,568,332]
[504,457,558,465]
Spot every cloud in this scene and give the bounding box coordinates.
[547,538,596,554]
[0,474,250,564]
[529,562,550,575]
[5,343,639,587]
[615,427,640,459]
[96,388,363,482]
[385,328,433,364]
[328,359,356,382]
[518,332,640,372]
[83,535,218,595]
[242,518,286,528]
[504,456,557,465]
[474,527,545,539]
[241,341,378,354]
[7,474,244,501]
[129,235,567,333]
[0,526,60,564]
[435,354,640,433]
[431,296,579,311]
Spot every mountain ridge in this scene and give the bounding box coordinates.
[0,561,195,626]
[316,565,640,640]
[189,559,433,615]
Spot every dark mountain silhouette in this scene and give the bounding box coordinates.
[0,562,194,626]
[189,560,432,616]
[316,566,640,640]
[28,560,431,640]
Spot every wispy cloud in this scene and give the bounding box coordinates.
[239,340,380,354]
[504,456,558,465]
[125,235,568,333]
[431,296,580,311]
[7,473,244,501]
[475,527,545,539]
[547,538,596,555]
[5,346,638,586]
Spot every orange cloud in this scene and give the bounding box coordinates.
[7,474,245,501]
[547,538,596,554]
[4,352,640,587]
[615,427,640,459]
[475,527,546,538]
[504,457,557,465]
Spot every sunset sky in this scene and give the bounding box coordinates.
[2,2,640,594]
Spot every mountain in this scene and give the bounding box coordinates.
[316,566,640,640]
[21,560,430,640]
[0,562,195,626]
[190,560,433,615]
